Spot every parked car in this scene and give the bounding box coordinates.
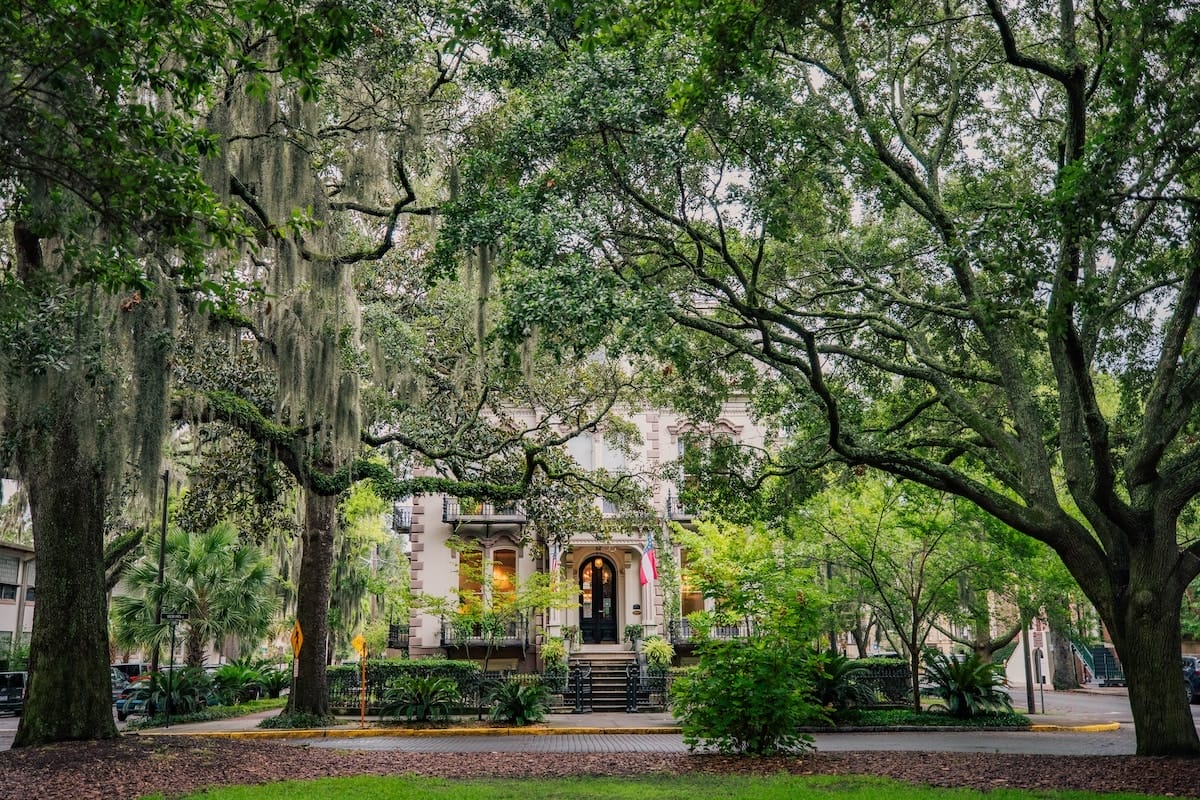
[0,671,27,716]
[110,667,130,701]
[114,676,153,721]
[1182,656,1200,704]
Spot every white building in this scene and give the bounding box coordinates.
[402,401,766,671]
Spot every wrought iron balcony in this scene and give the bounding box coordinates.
[666,491,693,521]
[387,623,410,651]
[392,505,412,531]
[440,618,529,647]
[442,497,528,525]
[667,618,753,645]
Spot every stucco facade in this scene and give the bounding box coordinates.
[403,401,768,669]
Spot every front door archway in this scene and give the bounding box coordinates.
[579,555,618,644]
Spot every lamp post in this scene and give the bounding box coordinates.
[163,612,187,728]
[150,471,168,678]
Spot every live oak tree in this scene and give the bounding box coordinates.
[440,1,1200,755]
[0,0,351,746]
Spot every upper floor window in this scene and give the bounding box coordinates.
[0,584,16,601]
[680,551,705,616]
[0,556,17,585]
[492,549,517,600]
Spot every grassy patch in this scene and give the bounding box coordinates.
[162,774,1167,800]
[125,698,287,731]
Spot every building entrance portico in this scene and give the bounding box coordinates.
[579,554,618,644]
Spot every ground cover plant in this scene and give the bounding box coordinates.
[160,774,1175,800]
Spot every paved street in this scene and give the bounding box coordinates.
[0,686,1180,756]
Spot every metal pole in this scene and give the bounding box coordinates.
[150,471,168,678]
[1021,625,1036,714]
[1037,648,1046,714]
[166,620,176,728]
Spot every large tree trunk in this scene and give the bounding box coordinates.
[1108,586,1199,757]
[288,490,336,717]
[12,389,117,746]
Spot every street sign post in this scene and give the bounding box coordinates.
[163,612,188,727]
[351,634,368,727]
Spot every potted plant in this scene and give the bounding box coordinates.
[623,624,645,651]
[642,636,675,670]
[560,625,581,653]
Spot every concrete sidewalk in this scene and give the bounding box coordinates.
[136,694,1121,740]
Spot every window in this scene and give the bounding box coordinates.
[24,587,34,603]
[0,556,17,585]
[457,549,483,609]
[0,584,15,601]
[492,550,517,599]
[566,433,594,470]
[680,551,704,616]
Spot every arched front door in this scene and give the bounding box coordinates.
[579,555,618,644]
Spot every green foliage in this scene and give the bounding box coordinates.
[111,521,280,667]
[210,662,265,705]
[125,697,286,730]
[258,666,291,700]
[541,637,568,669]
[623,624,645,644]
[382,675,460,722]
[147,667,214,716]
[258,711,340,729]
[807,651,874,712]
[642,636,675,669]
[670,638,820,755]
[921,652,1014,720]
[832,707,1030,729]
[487,680,550,726]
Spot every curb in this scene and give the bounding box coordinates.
[136,722,1120,740]
[1029,722,1121,733]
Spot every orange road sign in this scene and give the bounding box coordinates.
[290,620,303,657]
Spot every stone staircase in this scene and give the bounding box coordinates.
[553,650,636,713]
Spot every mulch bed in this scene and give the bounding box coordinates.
[3,736,1200,799]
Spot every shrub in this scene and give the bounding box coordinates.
[807,651,874,711]
[381,675,460,722]
[488,680,550,725]
[642,636,675,669]
[148,666,213,715]
[258,666,291,699]
[922,651,1014,719]
[670,638,820,755]
[541,637,567,669]
[258,711,338,729]
[210,663,264,705]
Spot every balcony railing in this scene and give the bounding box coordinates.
[442,497,528,524]
[667,618,753,645]
[387,623,410,651]
[392,505,412,531]
[440,618,529,647]
[666,491,693,521]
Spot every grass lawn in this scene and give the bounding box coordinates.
[158,774,1167,800]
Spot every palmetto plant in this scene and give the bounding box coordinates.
[808,651,874,711]
[488,680,550,726]
[381,675,460,722]
[111,522,280,667]
[922,651,1014,719]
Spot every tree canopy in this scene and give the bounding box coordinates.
[438,0,1200,756]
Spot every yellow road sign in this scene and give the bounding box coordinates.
[290,620,303,657]
[351,633,367,658]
